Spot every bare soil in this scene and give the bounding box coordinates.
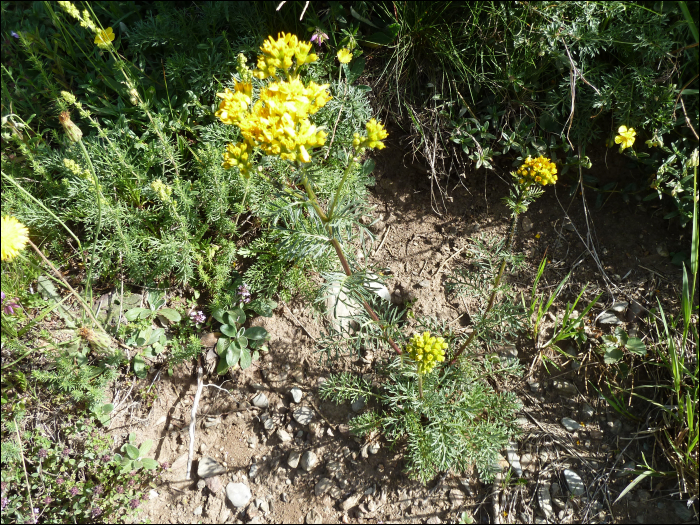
[107,135,696,524]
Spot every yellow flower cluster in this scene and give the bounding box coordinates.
[1,216,30,261]
[352,119,388,152]
[151,179,176,205]
[407,332,448,375]
[516,156,558,186]
[216,33,332,172]
[63,158,89,178]
[253,33,317,80]
[615,125,636,151]
[57,2,97,33]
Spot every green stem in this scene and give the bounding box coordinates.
[78,141,102,309]
[418,373,423,400]
[298,167,403,355]
[328,157,357,220]
[449,204,521,366]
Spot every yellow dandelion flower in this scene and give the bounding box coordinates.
[614,125,636,151]
[337,48,353,64]
[1,216,30,261]
[94,27,115,49]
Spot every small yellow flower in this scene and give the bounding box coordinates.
[353,119,388,152]
[1,216,30,261]
[516,156,557,186]
[406,331,448,375]
[94,27,115,49]
[614,125,636,151]
[337,48,353,64]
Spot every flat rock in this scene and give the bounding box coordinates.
[351,396,366,412]
[293,406,315,425]
[300,450,318,472]
[315,477,334,497]
[287,450,301,469]
[610,301,628,313]
[417,279,430,288]
[290,388,303,404]
[564,469,585,496]
[205,475,222,494]
[505,442,523,477]
[200,332,220,347]
[340,493,361,512]
[252,392,269,408]
[306,509,323,524]
[598,310,622,325]
[198,456,226,479]
[561,417,582,432]
[538,483,555,521]
[226,482,252,508]
[277,428,292,443]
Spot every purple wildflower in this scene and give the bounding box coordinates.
[160,461,171,470]
[11,31,20,39]
[101,454,112,463]
[69,486,80,497]
[310,29,329,47]
[61,447,70,458]
[1,497,8,510]
[1,292,20,315]
[129,498,139,509]
[42,496,52,505]
[1,481,7,493]
[37,449,48,459]
[116,486,124,494]
[91,507,103,518]
[94,485,104,496]
[189,310,206,324]
[56,477,64,485]
[128,478,136,487]
[237,283,251,304]
[140,492,148,502]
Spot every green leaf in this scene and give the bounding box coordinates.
[133,354,147,379]
[139,439,153,456]
[357,84,372,92]
[604,348,624,364]
[625,338,647,355]
[141,458,159,470]
[347,56,366,84]
[361,158,375,177]
[220,324,237,337]
[350,6,379,27]
[125,307,150,321]
[226,343,242,367]
[226,308,246,326]
[216,336,230,355]
[239,348,252,369]
[125,444,140,460]
[158,308,181,323]
[211,308,227,324]
[216,358,230,375]
[101,403,114,414]
[237,336,248,348]
[244,327,268,340]
[248,299,276,317]
[147,327,164,346]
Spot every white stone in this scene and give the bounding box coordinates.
[293,407,315,425]
[290,388,303,404]
[300,450,318,472]
[564,469,585,496]
[226,482,252,508]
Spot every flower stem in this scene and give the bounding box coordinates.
[299,169,402,355]
[449,206,520,366]
[418,373,423,400]
[78,140,102,309]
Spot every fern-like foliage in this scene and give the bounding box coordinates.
[320,353,522,484]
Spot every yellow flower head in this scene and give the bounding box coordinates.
[614,125,636,151]
[94,27,115,49]
[253,32,317,80]
[1,216,30,261]
[337,48,353,64]
[406,331,448,375]
[352,118,388,152]
[516,155,558,186]
[150,179,174,203]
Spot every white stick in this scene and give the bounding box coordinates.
[186,365,204,480]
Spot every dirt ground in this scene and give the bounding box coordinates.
[105,134,697,525]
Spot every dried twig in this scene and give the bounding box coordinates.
[372,225,391,258]
[434,245,465,276]
[186,361,204,480]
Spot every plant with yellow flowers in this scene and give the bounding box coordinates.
[215,32,402,355]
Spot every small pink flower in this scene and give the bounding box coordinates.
[310,29,329,47]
